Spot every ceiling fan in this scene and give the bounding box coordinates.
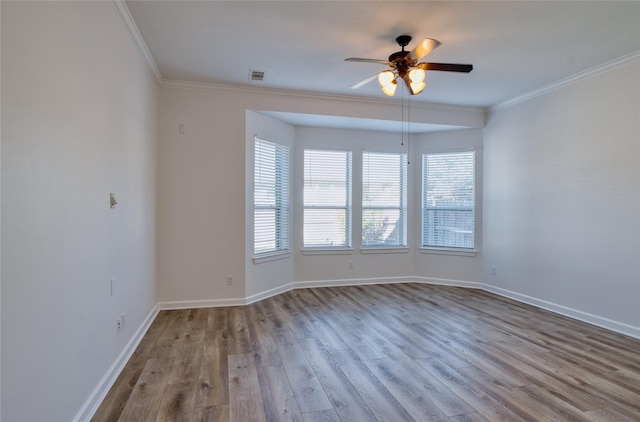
[345,35,473,96]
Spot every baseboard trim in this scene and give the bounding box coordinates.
[413,276,484,290]
[293,276,415,289]
[247,282,295,304]
[154,277,639,339]
[82,276,639,420]
[157,297,247,310]
[157,277,419,308]
[483,284,640,340]
[74,304,159,422]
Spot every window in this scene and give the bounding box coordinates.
[422,151,475,249]
[362,151,407,247]
[303,149,352,248]
[254,137,289,255]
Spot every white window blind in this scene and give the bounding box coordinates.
[254,137,289,255]
[362,151,407,247]
[304,149,352,248]
[422,151,475,249]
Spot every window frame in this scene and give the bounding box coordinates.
[302,148,353,250]
[421,149,476,254]
[253,137,290,259]
[361,151,408,249]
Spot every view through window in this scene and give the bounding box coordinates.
[422,151,475,249]
[254,137,289,255]
[303,149,352,248]
[362,151,407,247]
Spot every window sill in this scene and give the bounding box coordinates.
[420,247,477,257]
[301,248,354,256]
[360,247,409,254]
[253,251,291,264]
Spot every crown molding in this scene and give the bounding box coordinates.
[107,0,483,116]
[110,0,162,82]
[160,78,486,115]
[491,50,640,112]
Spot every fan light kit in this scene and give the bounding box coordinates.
[346,35,472,96]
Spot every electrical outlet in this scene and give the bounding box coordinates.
[116,317,122,334]
[349,260,354,270]
[490,266,497,275]
[226,275,233,285]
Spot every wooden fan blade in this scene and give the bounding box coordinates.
[418,62,473,73]
[350,73,379,89]
[345,58,391,65]
[408,38,441,62]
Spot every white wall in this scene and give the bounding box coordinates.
[247,123,485,288]
[244,119,483,293]
[157,82,484,305]
[483,58,640,337]
[1,2,158,421]
[414,129,484,285]
[245,111,295,299]
[157,87,249,303]
[293,127,416,284]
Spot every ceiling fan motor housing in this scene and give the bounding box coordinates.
[389,51,411,77]
[389,35,417,76]
[395,35,412,48]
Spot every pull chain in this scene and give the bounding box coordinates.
[399,85,411,165]
[407,93,411,165]
[400,83,405,146]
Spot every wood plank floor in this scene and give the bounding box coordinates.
[92,284,640,421]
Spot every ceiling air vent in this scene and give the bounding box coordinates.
[249,70,265,81]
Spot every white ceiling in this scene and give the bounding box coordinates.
[125,1,640,111]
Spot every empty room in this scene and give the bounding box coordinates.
[1,1,639,421]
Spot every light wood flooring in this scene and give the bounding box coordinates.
[92,283,640,421]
